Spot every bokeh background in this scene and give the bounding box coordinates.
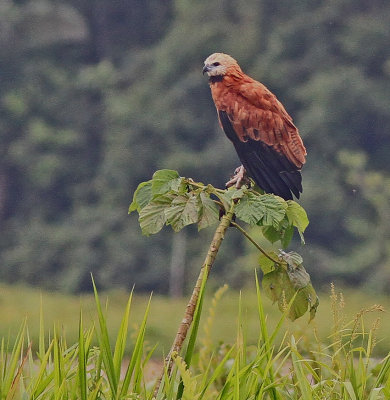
[1,0,390,296]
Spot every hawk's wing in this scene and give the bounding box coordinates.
[216,78,306,199]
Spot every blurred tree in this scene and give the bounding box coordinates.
[334,151,390,291]
[0,0,389,292]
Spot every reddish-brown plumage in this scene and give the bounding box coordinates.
[203,53,307,200]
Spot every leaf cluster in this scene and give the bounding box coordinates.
[129,169,308,250]
[129,169,220,235]
[259,251,319,321]
[130,169,316,321]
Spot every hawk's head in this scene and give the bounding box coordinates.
[202,53,241,77]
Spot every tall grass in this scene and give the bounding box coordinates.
[0,280,389,399]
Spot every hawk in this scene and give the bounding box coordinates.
[203,53,306,200]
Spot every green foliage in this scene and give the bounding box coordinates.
[1,0,390,293]
[130,170,308,248]
[260,251,319,321]
[0,282,389,398]
[129,169,220,235]
[0,285,154,399]
[234,192,287,228]
[130,169,315,323]
[23,284,390,398]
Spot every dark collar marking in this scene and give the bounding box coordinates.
[209,75,224,83]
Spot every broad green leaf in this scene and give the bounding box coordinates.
[261,251,318,320]
[286,201,309,233]
[308,290,320,321]
[129,170,185,215]
[214,192,231,211]
[198,191,219,230]
[165,193,200,232]
[235,192,262,225]
[262,218,294,248]
[215,187,245,211]
[262,268,306,320]
[230,187,246,200]
[280,225,294,248]
[129,180,152,213]
[279,250,303,269]
[262,267,292,304]
[151,169,182,195]
[262,225,282,244]
[259,194,287,227]
[258,253,278,275]
[235,192,286,227]
[139,194,173,235]
[287,264,310,290]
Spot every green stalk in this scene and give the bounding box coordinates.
[230,221,279,264]
[154,201,236,396]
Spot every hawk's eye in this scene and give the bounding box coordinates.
[213,62,220,66]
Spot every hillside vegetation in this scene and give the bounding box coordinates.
[0,0,389,292]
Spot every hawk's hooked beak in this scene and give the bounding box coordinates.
[202,65,210,75]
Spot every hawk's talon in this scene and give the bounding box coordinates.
[225,165,251,189]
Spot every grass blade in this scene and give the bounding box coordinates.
[39,294,46,361]
[88,377,103,400]
[374,354,390,387]
[53,325,64,394]
[290,336,313,400]
[184,266,208,367]
[255,271,280,400]
[199,345,235,399]
[92,275,118,397]
[5,342,31,400]
[120,293,152,397]
[29,340,54,398]
[78,310,87,400]
[2,320,26,397]
[368,388,383,400]
[113,288,133,380]
[343,381,358,400]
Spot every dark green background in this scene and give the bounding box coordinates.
[1,0,389,293]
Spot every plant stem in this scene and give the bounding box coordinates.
[230,221,280,264]
[153,202,236,396]
[184,178,226,193]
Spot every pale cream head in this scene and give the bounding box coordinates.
[202,53,240,77]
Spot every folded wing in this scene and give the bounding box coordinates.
[217,80,306,200]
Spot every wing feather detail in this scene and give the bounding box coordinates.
[214,76,306,169]
[218,110,302,200]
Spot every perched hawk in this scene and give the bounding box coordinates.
[203,53,306,200]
